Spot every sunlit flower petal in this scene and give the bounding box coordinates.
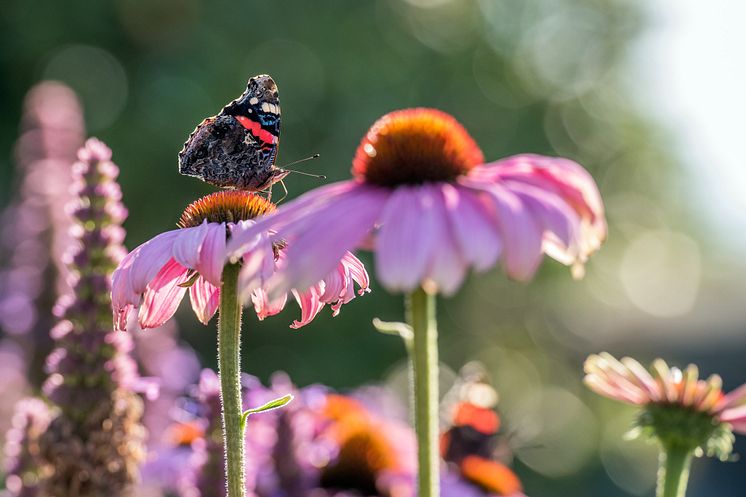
[189,277,220,325]
[138,258,190,329]
[232,109,606,296]
[112,191,370,331]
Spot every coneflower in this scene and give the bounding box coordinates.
[228,108,607,497]
[39,139,146,497]
[584,353,746,497]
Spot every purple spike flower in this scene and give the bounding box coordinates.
[38,139,146,497]
[2,398,52,497]
[0,81,83,388]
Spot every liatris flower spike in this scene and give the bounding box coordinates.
[111,190,367,497]
[39,138,146,497]
[584,353,746,497]
[228,108,606,497]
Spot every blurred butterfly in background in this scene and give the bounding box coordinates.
[179,74,291,193]
[440,362,525,496]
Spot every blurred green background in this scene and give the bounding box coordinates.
[2,0,745,495]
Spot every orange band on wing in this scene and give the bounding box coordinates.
[235,115,278,144]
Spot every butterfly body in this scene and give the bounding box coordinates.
[179,74,288,191]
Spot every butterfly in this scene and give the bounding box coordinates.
[178,74,289,192]
[440,363,524,496]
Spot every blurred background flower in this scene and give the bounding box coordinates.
[1,0,746,495]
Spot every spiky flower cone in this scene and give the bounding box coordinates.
[39,139,145,497]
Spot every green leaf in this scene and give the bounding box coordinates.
[241,394,294,431]
[372,318,413,341]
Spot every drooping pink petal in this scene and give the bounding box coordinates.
[715,383,746,412]
[620,357,661,402]
[138,258,190,329]
[468,182,543,281]
[238,231,278,300]
[504,180,580,262]
[113,303,134,332]
[173,221,209,269]
[720,405,746,434]
[128,230,181,295]
[583,375,646,405]
[226,181,362,258]
[290,284,325,329]
[481,154,606,255]
[251,288,288,321]
[319,262,348,305]
[188,276,220,325]
[424,185,468,295]
[227,219,262,265]
[319,251,370,314]
[341,251,370,295]
[112,255,138,331]
[196,222,227,286]
[444,184,502,272]
[269,183,388,295]
[375,186,437,293]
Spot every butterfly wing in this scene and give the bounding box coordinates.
[178,74,285,191]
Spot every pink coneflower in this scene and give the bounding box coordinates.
[112,189,369,497]
[584,353,746,497]
[111,190,369,331]
[227,108,606,497]
[228,108,606,296]
[584,353,746,433]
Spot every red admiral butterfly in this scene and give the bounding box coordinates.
[440,363,524,495]
[179,74,289,191]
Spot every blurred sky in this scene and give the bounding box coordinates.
[639,0,746,254]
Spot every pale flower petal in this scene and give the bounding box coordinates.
[189,277,220,325]
[173,221,209,268]
[290,285,325,329]
[375,187,435,292]
[251,288,288,321]
[128,230,181,295]
[474,183,543,281]
[720,405,746,434]
[138,258,190,329]
[196,222,227,286]
[443,184,502,272]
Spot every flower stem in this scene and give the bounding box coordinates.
[657,443,692,497]
[406,288,439,497]
[218,263,245,497]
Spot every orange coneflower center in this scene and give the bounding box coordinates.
[178,190,276,228]
[320,395,400,496]
[352,108,484,187]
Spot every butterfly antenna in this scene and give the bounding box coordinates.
[279,154,326,179]
[276,179,289,203]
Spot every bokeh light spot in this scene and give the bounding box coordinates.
[43,45,128,131]
[620,230,701,317]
